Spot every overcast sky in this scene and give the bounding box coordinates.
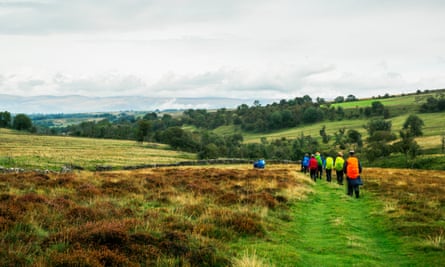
[1,0,444,101]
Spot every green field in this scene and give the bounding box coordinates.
[224,112,445,152]
[3,104,445,171]
[0,128,196,171]
[330,90,444,109]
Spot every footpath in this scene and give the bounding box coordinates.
[260,175,415,266]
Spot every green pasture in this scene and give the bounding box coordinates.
[0,128,196,171]
[2,110,443,171]
[230,112,445,148]
[329,91,442,109]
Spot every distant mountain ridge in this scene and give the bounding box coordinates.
[0,94,278,114]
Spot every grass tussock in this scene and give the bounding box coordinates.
[232,250,274,267]
[0,165,309,266]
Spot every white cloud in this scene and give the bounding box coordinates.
[0,0,444,109]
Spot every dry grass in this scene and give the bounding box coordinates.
[2,165,443,265]
[426,230,444,248]
[363,167,445,250]
[415,135,443,150]
[0,165,310,266]
[0,128,195,170]
[232,250,275,267]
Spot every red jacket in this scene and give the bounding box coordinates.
[309,157,319,170]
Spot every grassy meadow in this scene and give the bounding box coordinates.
[0,128,196,171]
[330,90,444,109]
[224,112,445,156]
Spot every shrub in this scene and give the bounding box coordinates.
[49,247,137,267]
[242,192,279,209]
[66,206,103,223]
[187,244,230,267]
[211,209,266,237]
[17,193,48,204]
[217,192,241,205]
[77,183,102,197]
[158,230,190,256]
[101,179,141,195]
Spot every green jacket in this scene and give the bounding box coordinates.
[334,156,345,171]
[315,154,322,166]
[325,157,334,169]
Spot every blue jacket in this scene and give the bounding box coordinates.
[302,156,310,167]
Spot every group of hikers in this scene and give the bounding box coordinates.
[301,150,362,198]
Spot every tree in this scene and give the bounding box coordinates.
[0,111,11,128]
[383,108,390,119]
[346,94,358,102]
[303,107,323,123]
[319,125,330,144]
[198,143,219,159]
[302,95,312,103]
[336,106,345,120]
[371,101,385,116]
[268,111,283,130]
[364,119,395,162]
[419,96,445,112]
[334,96,345,103]
[136,119,151,143]
[333,128,347,149]
[316,97,326,105]
[393,129,421,166]
[158,127,198,152]
[403,115,424,137]
[365,119,392,137]
[12,114,33,131]
[347,129,363,148]
[363,141,392,162]
[143,112,158,120]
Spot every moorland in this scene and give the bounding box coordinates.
[0,89,444,266]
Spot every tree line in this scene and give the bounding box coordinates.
[1,91,440,164]
[0,111,34,132]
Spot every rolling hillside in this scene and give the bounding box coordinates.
[0,128,196,171]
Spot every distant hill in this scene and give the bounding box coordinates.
[0,94,278,114]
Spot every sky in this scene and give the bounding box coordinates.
[0,0,444,103]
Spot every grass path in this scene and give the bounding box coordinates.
[290,178,413,266]
[236,174,416,266]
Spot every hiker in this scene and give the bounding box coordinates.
[325,154,334,182]
[315,152,323,179]
[301,153,310,174]
[253,159,265,169]
[308,154,319,182]
[334,152,345,185]
[344,150,362,198]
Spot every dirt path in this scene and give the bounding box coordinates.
[287,177,413,266]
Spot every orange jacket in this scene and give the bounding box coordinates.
[345,156,362,179]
